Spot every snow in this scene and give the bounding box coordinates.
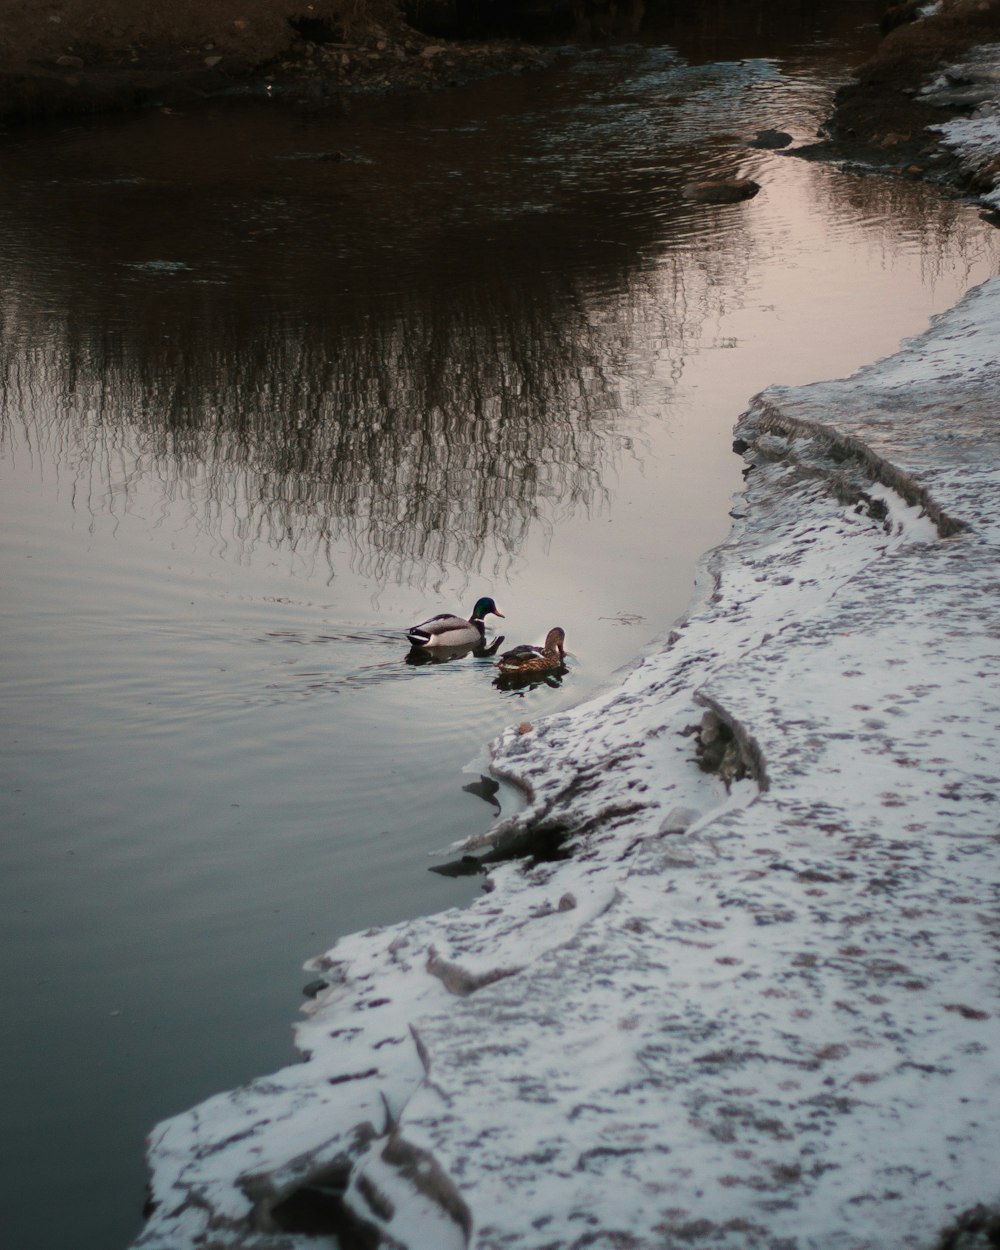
[925,43,1000,207]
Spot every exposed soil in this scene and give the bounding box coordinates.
[3,0,1000,203]
[797,0,1000,200]
[1,0,1000,151]
[0,0,557,122]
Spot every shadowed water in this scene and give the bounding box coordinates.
[1,7,999,1248]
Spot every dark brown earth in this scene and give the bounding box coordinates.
[0,0,556,122]
[3,0,1000,191]
[798,0,1000,202]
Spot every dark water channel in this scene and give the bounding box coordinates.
[2,7,998,1248]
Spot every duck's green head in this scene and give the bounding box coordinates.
[472,597,504,621]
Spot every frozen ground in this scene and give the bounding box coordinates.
[131,33,1000,1249]
[132,251,1000,1247]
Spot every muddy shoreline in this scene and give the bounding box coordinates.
[796,0,1000,210]
[0,30,557,124]
[2,0,999,211]
[0,1,558,124]
[0,38,564,126]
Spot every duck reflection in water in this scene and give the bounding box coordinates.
[405,634,506,666]
[493,626,568,691]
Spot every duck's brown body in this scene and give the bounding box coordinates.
[496,627,566,676]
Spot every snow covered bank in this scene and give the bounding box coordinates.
[132,269,1000,1248]
[925,41,1000,208]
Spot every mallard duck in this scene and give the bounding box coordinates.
[406,596,504,649]
[496,627,566,676]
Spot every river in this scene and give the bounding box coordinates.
[1,5,997,1248]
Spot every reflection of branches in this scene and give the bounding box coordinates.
[2,235,711,587]
[0,46,777,595]
[5,25,990,593]
[3,134,992,595]
[804,164,999,289]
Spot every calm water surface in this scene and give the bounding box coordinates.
[2,8,998,1248]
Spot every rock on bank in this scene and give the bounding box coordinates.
[132,256,1000,1247]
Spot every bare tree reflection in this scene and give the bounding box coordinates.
[1,218,730,587]
[1,30,994,594]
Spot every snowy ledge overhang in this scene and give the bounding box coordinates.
[133,277,1000,1250]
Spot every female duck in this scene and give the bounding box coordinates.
[496,627,566,677]
[406,596,504,649]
